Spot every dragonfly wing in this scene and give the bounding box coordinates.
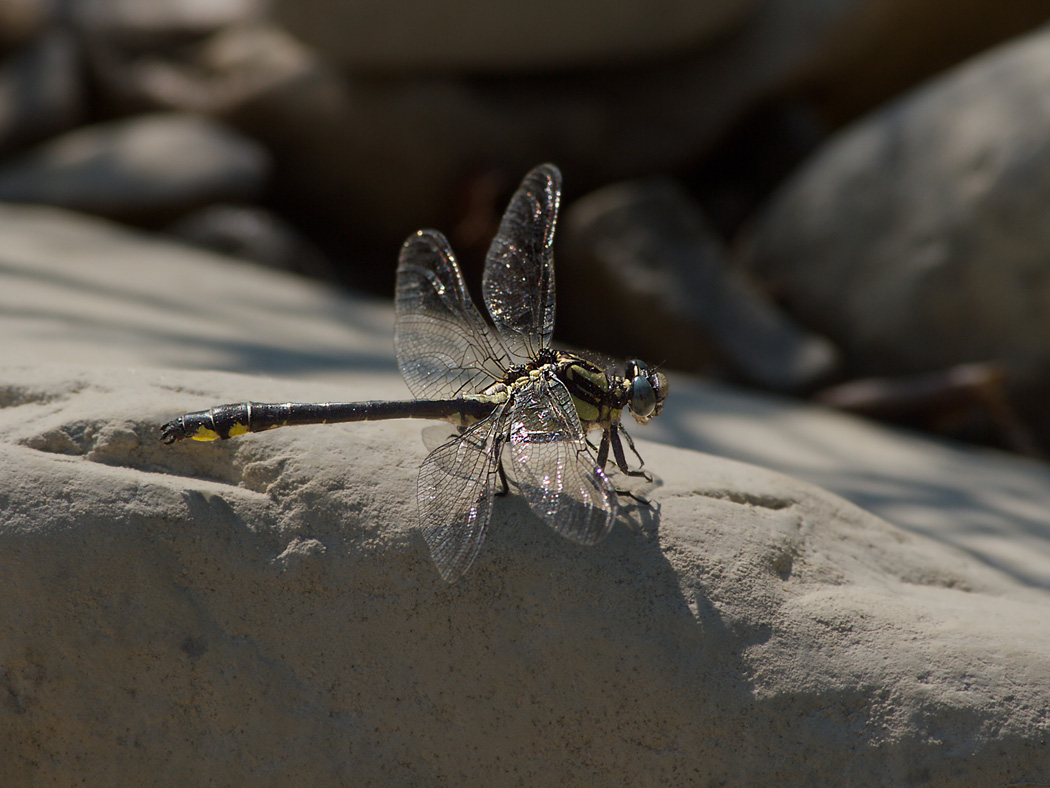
[507,374,617,545]
[417,414,504,582]
[420,423,458,453]
[482,163,561,360]
[396,229,511,400]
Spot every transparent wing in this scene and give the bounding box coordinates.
[482,163,561,361]
[420,423,457,453]
[396,229,512,400]
[416,411,505,582]
[507,374,618,545]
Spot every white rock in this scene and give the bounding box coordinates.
[1,204,1049,784]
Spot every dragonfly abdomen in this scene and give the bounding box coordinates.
[161,397,500,444]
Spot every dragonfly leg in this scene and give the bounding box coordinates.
[493,433,510,496]
[596,430,610,469]
[619,425,647,470]
[496,460,509,496]
[598,424,652,507]
[611,424,653,482]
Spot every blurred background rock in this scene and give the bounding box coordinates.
[5,0,1050,453]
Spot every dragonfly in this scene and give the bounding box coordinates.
[161,163,667,582]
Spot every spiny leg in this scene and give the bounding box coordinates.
[595,430,610,469]
[608,425,654,506]
[610,425,652,481]
[590,425,653,507]
[494,434,510,496]
[618,426,648,473]
[496,461,510,496]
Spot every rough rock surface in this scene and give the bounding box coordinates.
[2,205,1050,785]
[3,364,1049,786]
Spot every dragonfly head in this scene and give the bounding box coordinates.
[625,360,667,424]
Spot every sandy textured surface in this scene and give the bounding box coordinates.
[2,205,1049,785]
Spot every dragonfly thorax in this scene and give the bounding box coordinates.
[545,353,618,433]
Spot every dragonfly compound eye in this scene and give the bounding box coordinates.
[629,374,657,420]
[624,360,667,423]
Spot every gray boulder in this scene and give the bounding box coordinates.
[0,112,270,221]
[742,25,1050,381]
